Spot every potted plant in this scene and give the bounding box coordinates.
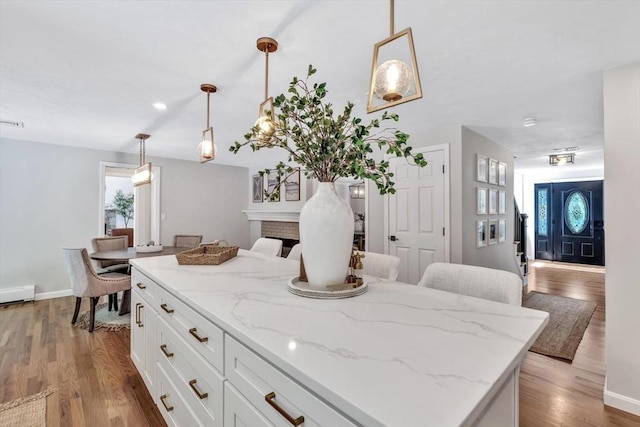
[230,65,426,289]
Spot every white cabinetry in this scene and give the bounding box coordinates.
[130,272,157,401]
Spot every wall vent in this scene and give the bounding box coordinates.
[0,120,25,128]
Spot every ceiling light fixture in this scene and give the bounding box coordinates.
[132,133,153,186]
[198,83,217,163]
[549,153,575,166]
[254,37,278,144]
[349,182,365,199]
[153,102,167,110]
[522,117,537,127]
[367,0,422,113]
[553,146,579,152]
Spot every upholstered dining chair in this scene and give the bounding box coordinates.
[250,238,283,257]
[174,235,203,248]
[417,262,522,306]
[110,228,133,247]
[91,236,129,311]
[287,243,302,261]
[62,248,132,332]
[361,251,401,281]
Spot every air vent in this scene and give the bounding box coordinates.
[0,120,25,128]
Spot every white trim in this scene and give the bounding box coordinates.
[604,378,640,416]
[243,210,300,222]
[35,288,73,301]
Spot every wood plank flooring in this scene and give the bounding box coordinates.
[1,263,639,426]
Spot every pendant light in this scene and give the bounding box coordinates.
[198,83,217,163]
[367,0,422,113]
[254,37,278,144]
[132,133,152,187]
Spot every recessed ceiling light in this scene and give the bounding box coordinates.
[153,103,167,110]
[522,117,537,127]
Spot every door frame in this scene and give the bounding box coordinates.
[383,143,450,262]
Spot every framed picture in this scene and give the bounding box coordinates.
[252,174,263,203]
[476,154,488,182]
[285,168,301,201]
[499,219,506,243]
[498,162,507,186]
[476,187,487,214]
[488,158,498,185]
[267,172,280,202]
[489,219,498,245]
[477,220,488,248]
[489,189,497,214]
[498,191,506,214]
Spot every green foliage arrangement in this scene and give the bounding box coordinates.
[108,190,134,227]
[230,65,427,200]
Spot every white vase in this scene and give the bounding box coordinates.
[299,182,355,290]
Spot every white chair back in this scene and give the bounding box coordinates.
[287,243,302,260]
[362,251,401,281]
[250,238,283,257]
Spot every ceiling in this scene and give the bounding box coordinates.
[1,1,638,172]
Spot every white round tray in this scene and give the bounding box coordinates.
[135,245,163,253]
[287,277,368,299]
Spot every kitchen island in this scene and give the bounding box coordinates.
[130,250,548,426]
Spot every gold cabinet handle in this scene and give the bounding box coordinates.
[135,303,143,327]
[160,344,174,358]
[159,394,174,412]
[160,303,174,314]
[189,328,208,343]
[265,392,304,426]
[136,282,146,289]
[188,379,208,400]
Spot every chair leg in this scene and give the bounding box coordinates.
[113,292,119,312]
[119,290,131,315]
[108,294,114,311]
[71,297,82,324]
[89,297,99,333]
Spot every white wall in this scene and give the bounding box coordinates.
[0,138,250,298]
[603,62,640,415]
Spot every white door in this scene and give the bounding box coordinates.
[386,147,448,284]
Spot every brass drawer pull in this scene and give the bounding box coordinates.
[265,392,304,426]
[188,379,208,399]
[160,344,174,358]
[189,328,208,343]
[135,303,143,327]
[160,303,174,314]
[159,394,174,412]
[136,282,146,289]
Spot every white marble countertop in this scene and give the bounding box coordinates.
[131,250,548,427]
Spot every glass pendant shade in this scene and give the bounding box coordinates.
[132,162,153,187]
[199,127,216,162]
[374,59,413,101]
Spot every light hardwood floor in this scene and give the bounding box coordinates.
[1,264,639,426]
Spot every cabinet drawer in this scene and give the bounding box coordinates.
[157,317,224,427]
[157,286,224,373]
[156,364,204,427]
[131,269,157,306]
[225,336,355,427]
[224,382,274,427]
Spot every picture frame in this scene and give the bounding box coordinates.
[488,158,498,185]
[267,172,280,202]
[489,189,497,214]
[252,174,263,203]
[476,187,487,215]
[285,168,301,201]
[498,162,507,187]
[498,219,506,243]
[498,190,506,214]
[476,154,488,183]
[489,219,498,245]
[477,220,488,248]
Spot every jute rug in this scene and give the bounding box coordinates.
[523,291,597,362]
[75,303,130,331]
[0,388,56,427]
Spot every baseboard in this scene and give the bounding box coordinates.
[35,289,73,301]
[604,378,640,416]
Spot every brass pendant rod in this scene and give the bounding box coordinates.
[140,138,145,166]
[206,91,211,129]
[264,45,270,101]
[390,0,395,37]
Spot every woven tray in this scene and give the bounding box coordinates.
[175,245,239,265]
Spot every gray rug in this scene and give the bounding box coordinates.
[523,291,597,362]
[75,303,130,331]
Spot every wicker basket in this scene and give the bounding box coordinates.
[175,245,239,265]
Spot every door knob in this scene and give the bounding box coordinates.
[389,235,399,242]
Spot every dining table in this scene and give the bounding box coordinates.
[89,246,191,315]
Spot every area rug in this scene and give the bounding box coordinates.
[75,303,130,331]
[0,388,56,427]
[523,291,597,361]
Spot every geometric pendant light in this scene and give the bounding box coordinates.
[198,83,217,163]
[132,133,152,187]
[367,0,422,113]
[253,37,278,144]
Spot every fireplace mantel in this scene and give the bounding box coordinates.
[243,210,300,223]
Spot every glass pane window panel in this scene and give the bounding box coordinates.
[537,189,548,236]
[565,191,589,234]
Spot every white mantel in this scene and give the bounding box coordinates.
[243,210,300,223]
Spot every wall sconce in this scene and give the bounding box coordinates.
[198,83,217,163]
[350,182,365,199]
[132,133,152,187]
[549,153,575,166]
[367,0,422,113]
[254,37,278,144]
